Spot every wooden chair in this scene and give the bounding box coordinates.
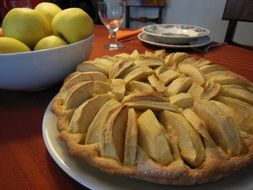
[222,0,253,50]
[125,0,165,28]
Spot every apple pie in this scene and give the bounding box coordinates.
[51,49,253,185]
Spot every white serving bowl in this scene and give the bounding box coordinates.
[142,24,209,44]
[0,35,93,91]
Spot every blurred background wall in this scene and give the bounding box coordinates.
[128,0,253,45]
[1,0,252,46]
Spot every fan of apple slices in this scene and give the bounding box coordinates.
[51,49,253,185]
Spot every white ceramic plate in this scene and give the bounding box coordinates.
[142,24,209,44]
[138,32,212,48]
[42,99,253,190]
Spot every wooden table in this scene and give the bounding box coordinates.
[0,25,252,190]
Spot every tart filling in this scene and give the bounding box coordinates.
[51,50,253,185]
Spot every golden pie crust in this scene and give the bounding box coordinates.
[51,50,253,185]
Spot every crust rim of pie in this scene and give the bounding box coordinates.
[51,50,253,185]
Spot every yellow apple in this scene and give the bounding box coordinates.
[34,35,67,50]
[35,2,62,31]
[52,8,94,43]
[2,8,51,48]
[0,28,3,37]
[0,37,31,53]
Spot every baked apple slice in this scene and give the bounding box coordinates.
[193,58,212,67]
[129,49,140,60]
[187,82,204,99]
[77,61,109,76]
[198,64,225,74]
[127,81,154,94]
[206,71,252,86]
[137,109,173,165]
[124,108,138,165]
[123,66,154,83]
[159,110,205,167]
[92,56,114,71]
[110,79,126,101]
[134,57,164,68]
[64,81,111,110]
[64,81,93,109]
[164,52,189,66]
[215,96,253,133]
[69,94,112,133]
[109,59,133,79]
[169,93,193,108]
[167,77,192,96]
[200,82,221,100]
[178,62,206,85]
[148,74,166,92]
[85,99,121,144]
[182,108,215,145]
[158,69,180,86]
[61,71,108,91]
[100,105,128,161]
[193,99,244,156]
[123,92,178,112]
[220,85,253,105]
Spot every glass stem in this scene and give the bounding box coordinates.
[109,29,117,43]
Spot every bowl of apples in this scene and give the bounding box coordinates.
[0,2,94,90]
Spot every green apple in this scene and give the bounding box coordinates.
[2,8,51,48]
[34,35,67,50]
[35,2,62,31]
[52,8,94,43]
[0,37,31,53]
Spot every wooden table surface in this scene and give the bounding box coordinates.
[0,25,253,190]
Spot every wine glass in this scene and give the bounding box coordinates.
[98,0,125,50]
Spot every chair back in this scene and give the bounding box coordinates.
[222,0,253,22]
[126,0,165,28]
[222,0,253,49]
